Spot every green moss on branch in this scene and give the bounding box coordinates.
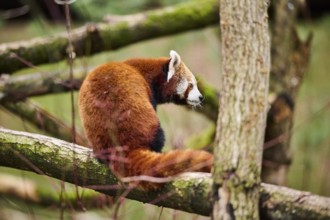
[0,128,329,218]
[0,0,219,73]
[0,128,213,216]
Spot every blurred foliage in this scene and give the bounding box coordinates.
[71,0,187,20]
[0,0,329,219]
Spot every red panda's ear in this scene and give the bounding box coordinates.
[168,50,181,82]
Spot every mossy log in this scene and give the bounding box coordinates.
[0,128,213,216]
[0,128,330,218]
[0,0,219,74]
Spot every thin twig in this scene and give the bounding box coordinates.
[62,0,81,210]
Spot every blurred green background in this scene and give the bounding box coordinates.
[0,0,329,219]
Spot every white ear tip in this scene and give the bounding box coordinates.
[170,50,178,57]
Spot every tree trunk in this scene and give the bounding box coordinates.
[212,0,270,219]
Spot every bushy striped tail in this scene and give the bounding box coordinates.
[110,148,213,190]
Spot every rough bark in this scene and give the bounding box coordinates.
[212,0,270,219]
[260,183,330,220]
[262,0,313,185]
[1,128,330,219]
[0,0,219,74]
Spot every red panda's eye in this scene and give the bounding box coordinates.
[188,83,194,90]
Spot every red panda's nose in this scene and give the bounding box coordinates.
[199,95,204,102]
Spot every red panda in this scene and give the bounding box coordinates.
[78,50,213,189]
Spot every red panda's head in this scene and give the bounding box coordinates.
[163,50,203,107]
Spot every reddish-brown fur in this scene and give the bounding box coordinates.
[79,57,213,189]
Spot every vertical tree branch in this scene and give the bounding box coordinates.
[212,0,270,219]
[262,0,313,185]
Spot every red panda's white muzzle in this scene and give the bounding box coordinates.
[187,85,203,107]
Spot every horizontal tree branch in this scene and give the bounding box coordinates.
[260,183,330,220]
[0,127,329,218]
[0,173,105,209]
[0,127,213,216]
[0,69,219,122]
[0,0,219,74]
[2,100,87,145]
[0,69,87,102]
